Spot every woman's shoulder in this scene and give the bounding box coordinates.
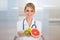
[17,19,23,24]
[35,20,42,24]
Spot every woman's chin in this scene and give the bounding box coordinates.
[27,16,32,18]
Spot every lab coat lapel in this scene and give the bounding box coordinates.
[30,19,34,28]
[24,18,34,28]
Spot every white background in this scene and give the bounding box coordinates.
[0,0,60,40]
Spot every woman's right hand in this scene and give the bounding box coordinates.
[18,31,25,37]
[18,31,31,37]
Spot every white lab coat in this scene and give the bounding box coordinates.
[17,18,42,40]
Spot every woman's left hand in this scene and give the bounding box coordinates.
[41,35,45,40]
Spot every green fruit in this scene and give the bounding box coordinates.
[24,30,30,35]
[27,28,32,31]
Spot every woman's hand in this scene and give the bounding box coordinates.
[18,31,25,37]
[25,34,31,37]
[18,31,31,37]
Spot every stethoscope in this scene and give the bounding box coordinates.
[23,19,37,30]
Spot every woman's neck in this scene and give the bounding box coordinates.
[26,17,33,27]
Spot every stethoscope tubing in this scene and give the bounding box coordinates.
[23,19,37,30]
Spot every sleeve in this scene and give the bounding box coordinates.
[17,20,24,32]
[15,20,24,37]
[36,21,42,35]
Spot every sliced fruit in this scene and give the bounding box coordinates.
[31,28,40,38]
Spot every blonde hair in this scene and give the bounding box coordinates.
[24,3,35,12]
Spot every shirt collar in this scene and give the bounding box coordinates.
[24,18,35,27]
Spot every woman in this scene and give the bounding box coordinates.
[14,3,45,40]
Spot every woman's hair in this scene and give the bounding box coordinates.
[24,3,35,12]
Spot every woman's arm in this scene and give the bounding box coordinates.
[13,31,25,40]
[14,35,17,40]
[41,35,45,40]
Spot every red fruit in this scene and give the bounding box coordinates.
[31,28,40,38]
